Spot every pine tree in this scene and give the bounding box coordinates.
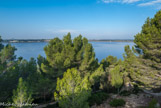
[79,43,98,74]
[35,75,55,102]
[89,64,104,86]
[44,37,64,70]
[100,55,117,70]
[44,33,75,71]
[0,43,16,73]
[0,36,4,51]
[109,65,123,93]
[132,11,161,89]
[54,68,91,108]
[134,11,161,63]
[0,36,18,102]
[43,33,98,77]
[0,44,16,64]
[89,64,105,91]
[12,77,33,108]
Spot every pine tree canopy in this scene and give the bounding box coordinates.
[134,11,161,63]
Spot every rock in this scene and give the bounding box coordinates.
[145,94,153,98]
[111,94,117,99]
[129,94,137,98]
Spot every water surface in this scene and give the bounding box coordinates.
[4,42,134,62]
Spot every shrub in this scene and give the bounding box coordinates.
[148,98,159,108]
[119,90,131,96]
[109,98,126,107]
[88,92,109,106]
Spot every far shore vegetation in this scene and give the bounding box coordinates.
[3,39,134,43]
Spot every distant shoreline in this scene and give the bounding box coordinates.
[2,39,133,43]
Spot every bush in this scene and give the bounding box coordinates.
[119,90,131,96]
[148,98,159,108]
[88,92,109,106]
[109,98,126,107]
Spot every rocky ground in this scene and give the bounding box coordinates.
[91,93,161,108]
[34,92,161,108]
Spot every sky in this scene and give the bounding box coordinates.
[0,0,160,39]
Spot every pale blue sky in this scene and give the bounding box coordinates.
[0,0,160,39]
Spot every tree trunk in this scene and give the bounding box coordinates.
[118,88,119,94]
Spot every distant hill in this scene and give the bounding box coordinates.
[89,39,133,42]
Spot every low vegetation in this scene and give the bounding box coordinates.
[109,98,126,107]
[148,99,159,108]
[88,92,109,106]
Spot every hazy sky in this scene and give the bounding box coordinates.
[0,0,160,39]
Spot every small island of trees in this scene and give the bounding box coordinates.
[0,10,161,108]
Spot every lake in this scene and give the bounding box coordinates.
[3,42,135,62]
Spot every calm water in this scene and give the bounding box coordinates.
[3,42,134,62]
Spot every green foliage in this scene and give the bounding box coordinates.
[101,55,117,69]
[124,45,135,59]
[99,71,109,91]
[0,64,19,102]
[12,77,33,108]
[88,92,109,106]
[123,45,138,69]
[122,45,142,89]
[109,98,126,107]
[73,35,83,53]
[63,32,72,45]
[119,90,131,96]
[54,68,91,108]
[124,28,161,89]
[0,36,4,51]
[35,75,55,102]
[44,37,63,67]
[41,33,99,105]
[0,41,18,102]
[148,99,159,108]
[0,44,16,64]
[79,43,98,73]
[89,64,104,86]
[131,11,161,89]
[0,43,17,73]
[99,56,120,92]
[134,11,161,63]
[89,64,106,91]
[109,65,123,93]
[44,33,98,78]
[37,54,47,73]
[18,58,37,79]
[1,24,161,108]
[44,33,75,70]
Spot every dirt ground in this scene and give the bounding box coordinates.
[91,93,161,108]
